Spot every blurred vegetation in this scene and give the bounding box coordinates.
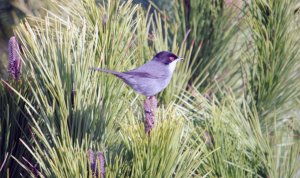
[0,0,52,79]
[1,0,300,177]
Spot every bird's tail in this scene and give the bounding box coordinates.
[90,67,121,75]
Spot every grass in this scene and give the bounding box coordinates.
[0,0,299,177]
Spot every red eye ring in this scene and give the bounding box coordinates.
[169,57,175,61]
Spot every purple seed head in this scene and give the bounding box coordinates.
[8,36,21,81]
[225,0,233,6]
[96,151,105,178]
[87,149,105,178]
[102,14,108,26]
[22,157,41,178]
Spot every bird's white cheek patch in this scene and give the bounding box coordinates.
[168,61,178,73]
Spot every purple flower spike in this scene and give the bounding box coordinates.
[87,149,105,178]
[97,151,105,178]
[22,157,41,178]
[8,36,22,81]
[226,0,233,5]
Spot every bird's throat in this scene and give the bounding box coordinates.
[168,61,178,74]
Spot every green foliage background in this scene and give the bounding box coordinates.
[0,0,300,177]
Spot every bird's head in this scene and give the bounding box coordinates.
[152,51,184,65]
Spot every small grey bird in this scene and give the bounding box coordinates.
[91,51,183,96]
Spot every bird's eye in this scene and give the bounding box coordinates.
[169,57,175,61]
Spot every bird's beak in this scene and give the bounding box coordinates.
[177,57,184,61]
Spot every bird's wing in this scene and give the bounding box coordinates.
[122,71,161,79]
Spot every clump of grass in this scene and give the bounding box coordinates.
[1,0,299,177]
[10,0,206,176]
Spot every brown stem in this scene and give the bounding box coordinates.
[144,96,157,135]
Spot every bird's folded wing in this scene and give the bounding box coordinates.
[122,71,162,79]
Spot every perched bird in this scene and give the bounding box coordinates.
[91,51,183,96]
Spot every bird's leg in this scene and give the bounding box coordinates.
[144,96,157,135]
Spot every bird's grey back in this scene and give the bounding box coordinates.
[127,60,169,78]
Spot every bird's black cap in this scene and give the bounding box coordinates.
[152,51,179,65]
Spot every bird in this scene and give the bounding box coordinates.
[91,51,183,97]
